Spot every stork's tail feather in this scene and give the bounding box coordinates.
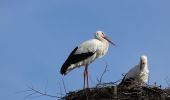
[60,46,95,75]
[60,69,66,75]
[60,63,69,75]
[60,47,78,75]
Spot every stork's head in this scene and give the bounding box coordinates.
[140,55,148,70]
[95,31,116,46]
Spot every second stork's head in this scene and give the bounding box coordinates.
[95,31,116,46]
[140,55,148,70]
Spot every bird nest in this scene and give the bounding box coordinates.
[61,83,170,100]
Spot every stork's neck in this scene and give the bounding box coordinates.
[140,64,148,72]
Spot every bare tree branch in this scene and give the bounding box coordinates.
[97,62,109,85]
[18,85,62,100]
[165,77,170,87]
[61,77,67,94]
[22,92,37,100]
[15,90,32,94]
[28,86,60,98]
[44,80,48,94]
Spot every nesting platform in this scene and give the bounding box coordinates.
[62,83,170,100]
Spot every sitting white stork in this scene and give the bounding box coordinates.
[60,31,115,88]
[119,55,149,87]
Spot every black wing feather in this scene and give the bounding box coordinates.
[119,74,135,86]
[60,47,94,75]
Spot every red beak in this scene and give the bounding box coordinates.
[141,60,145,65]
[103,36,116,46]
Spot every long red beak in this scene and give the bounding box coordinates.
[141,60,145,65]
[103,36,116,46]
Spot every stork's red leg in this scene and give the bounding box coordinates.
[85,64,89,88]
[84,67,86,88]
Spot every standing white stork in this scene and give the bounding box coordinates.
[119,55,149,87]
[60,31,115,88]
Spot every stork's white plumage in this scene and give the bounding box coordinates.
[119,55,149,86]
[60,31,115,88]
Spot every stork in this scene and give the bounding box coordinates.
[60,31,115,88]
[119,55,149,87]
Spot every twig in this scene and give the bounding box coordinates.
[61,77,67,94]
[19,85,61,100]
[22,92,37,100]
[59,81,63,97]
[28,86,60,98]
[165,77,170,87]
[96,80,121,87]
[15,90,32,94]
[97,62,109,84]
[44,80,48,94]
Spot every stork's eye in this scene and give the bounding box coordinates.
[102,32,105,36]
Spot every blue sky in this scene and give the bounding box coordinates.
[1,0,170,100]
